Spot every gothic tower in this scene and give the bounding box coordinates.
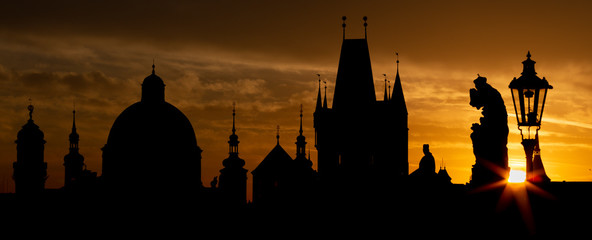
[13,103,47,194]
[219,103,248,207]
[63,108,85,190]
[314,17,408,191]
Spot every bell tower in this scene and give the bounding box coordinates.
[13,103,47,194]
[219,103,248,207]
[64,107,85,190]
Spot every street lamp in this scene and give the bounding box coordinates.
[509,51,552,183]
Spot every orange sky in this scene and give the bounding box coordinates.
[1,1,592,199]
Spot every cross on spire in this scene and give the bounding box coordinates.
[276,125,280,145]
[27,99,34,121]
[299,104,303,136]
[342,16,347,39]
[232,102,236,134]
[363,16,368,39]
[152,59,155,75]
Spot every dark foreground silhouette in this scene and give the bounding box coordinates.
[3,17,591,238]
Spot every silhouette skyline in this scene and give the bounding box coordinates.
[2,7,592,236]
[2,3,592,236]
[3,2,592,196]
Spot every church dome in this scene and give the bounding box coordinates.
[17,105,45,144]
[17,120,45,143]
[102,66,202,195]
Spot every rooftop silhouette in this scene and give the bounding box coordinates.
[1,17,591,238]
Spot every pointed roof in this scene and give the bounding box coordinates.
[251,142,293,176]
[437,167,452,183]
[69,109,79,146]
[391,54,407,114]
[332,38,376,110]
[65,109,84,161]
[315,74,323,111]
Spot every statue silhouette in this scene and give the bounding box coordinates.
[410,144,436,178]
[469,75,509,187]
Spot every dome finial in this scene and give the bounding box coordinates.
[27,98,34,120]
[232,101,236,134]
[527,51,531,59]
[152,59,156,75]
[72,99,76,130]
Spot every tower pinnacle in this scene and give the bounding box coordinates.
[276,125,280,145]
[323,80,328,109]
[228,102,239,155]
[383,74,388,101]
[316,74,323,111]
[342,16,347,39]
[363,16,368,39]
[299,104,303,136]
[27,99,34,121]
[296,104,308,160]
[152,59,156,75]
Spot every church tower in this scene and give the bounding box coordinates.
[13,103,47,194]
[314,17,409,191]
[219,103,248,207]
[63,108,85,190]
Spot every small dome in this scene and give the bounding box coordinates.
[17,120,45,143]
[141,70,165,103]
[143,72,165,87]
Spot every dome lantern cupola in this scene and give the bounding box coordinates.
[141,64,165,104]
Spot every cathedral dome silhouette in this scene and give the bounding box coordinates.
[101,65,202,197]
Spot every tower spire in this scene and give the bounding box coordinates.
[276,125,280,145]
[388,80,391,100]
[323,80,328,109]
[72,100,76,130]
[152,59,155,75]
[363,16,368,39]
[228,102,239,155]
[232,102,236,134]
[69,104,79,151]
[383,74,388,101]
[342,16,347,39]
[315,74,323,111]
[296,104,307,160]
[391,52,407,114]
[396,52,400,72]
[299,104,303,136]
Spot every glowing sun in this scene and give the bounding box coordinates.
[508,169,526,183]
